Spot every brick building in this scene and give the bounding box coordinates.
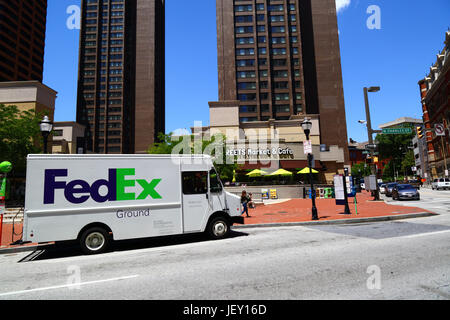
[418,30,450,179]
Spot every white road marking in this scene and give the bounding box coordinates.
[0,275,139,297]
[396,229,450,240]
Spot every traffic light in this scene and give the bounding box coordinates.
[416,126,424,139]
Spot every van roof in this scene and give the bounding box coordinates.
[28,154,213,160]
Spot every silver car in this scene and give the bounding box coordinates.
[392,184,420,201]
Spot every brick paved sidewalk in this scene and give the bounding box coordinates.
[0,192,432,248]
[241,191,431,225]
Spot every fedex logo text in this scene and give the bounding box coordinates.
[44,169,162,204]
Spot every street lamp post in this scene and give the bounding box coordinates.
[301,118,319,221]
[40,116,53,154]
[363,86,381,201]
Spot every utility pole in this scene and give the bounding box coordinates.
[363,87,382,200]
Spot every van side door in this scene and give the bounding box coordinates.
[182,171,210,233]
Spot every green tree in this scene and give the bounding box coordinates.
[0,104,43,175]
[375,126,415,181]
[351,162,372,179]
[401,150,415,177]
[148,132,239,182]
[375,127,414,160]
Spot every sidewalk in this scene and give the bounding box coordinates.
[239,191,434,227]
[0,192,436,250]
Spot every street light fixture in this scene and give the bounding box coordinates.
[301,118,319,221]
[40,116,53,154]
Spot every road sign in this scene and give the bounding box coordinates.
[382,128,412,135]
[365,144,378,150]
[435,123,445,136]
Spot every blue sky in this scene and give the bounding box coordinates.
[43,0,450,143]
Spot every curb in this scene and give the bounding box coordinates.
[0,243,52,255]
[232,212,438,229]
[0,212,437,254]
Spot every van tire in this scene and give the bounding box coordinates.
[79,227,110,255]
[206,216,230,240]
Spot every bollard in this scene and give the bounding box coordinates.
[0,211,3,247]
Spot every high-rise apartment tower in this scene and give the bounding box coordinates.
[215,0,348,157]
[0,0,47,82]
[76,0,165,154]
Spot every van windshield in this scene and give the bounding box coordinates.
[210,169,223,193]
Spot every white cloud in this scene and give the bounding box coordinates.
[336,0,351,13]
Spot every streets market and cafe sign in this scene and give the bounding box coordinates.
[226,147,294,159]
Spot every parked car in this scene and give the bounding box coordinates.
[379,184,387,194]
[432,178,450,190]
[392,184,420,201]
[385,182,398,197]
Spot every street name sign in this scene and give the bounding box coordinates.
[365,144,378,150]
[382,128,412,135]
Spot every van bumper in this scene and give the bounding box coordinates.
[230,216,245,225]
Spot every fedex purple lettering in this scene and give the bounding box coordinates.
[43,169,162,204]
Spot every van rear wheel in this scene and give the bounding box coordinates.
[80,227,109,255]
[206,216,230,240]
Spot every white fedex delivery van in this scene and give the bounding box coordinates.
[23,154,244,254]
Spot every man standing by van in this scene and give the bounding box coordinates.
[241,191,250,218]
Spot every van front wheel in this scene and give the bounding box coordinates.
[206,216,230,240]
[80,227,109,255]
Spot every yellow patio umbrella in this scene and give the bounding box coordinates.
[246,169,268,177]
[297,167,319,174]
[268,169,293,176]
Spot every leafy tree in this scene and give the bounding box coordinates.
[148,132,239,182]
[375,127,414,160]
[0,104,43,175]
[375,126,415,181]
[401,150,415,177]
[351,162,372,179]
[382,160,395,181]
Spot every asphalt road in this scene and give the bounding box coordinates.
[0,189,449,300]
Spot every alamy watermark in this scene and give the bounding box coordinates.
[366,265,382,290]
[67,265,82,290]
[367,5,381,30]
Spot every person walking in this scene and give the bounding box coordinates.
[241,190,250,217]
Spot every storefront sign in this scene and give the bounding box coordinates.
[226,147,294,159]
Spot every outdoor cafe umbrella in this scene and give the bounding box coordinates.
[297,167,319,174]
[246,169,268,177]
[268,169,293,176]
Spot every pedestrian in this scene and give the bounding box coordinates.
[241,190,250,217]
[248,192,255,209]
